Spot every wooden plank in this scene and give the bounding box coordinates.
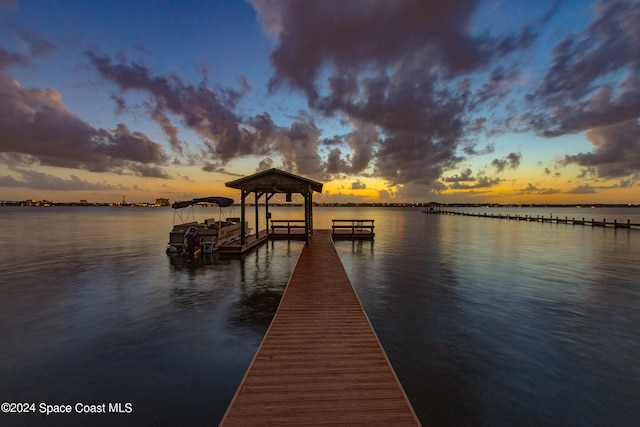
[218,229,270,254]
[220,230,419,426]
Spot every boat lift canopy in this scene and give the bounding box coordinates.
[171,196,234,209]
[170,196,236,225]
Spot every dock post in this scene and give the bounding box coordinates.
[240,189,248,246]
[255,192,260,239]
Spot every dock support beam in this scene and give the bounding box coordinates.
[266,193,274,234]
[255,192,264,239]
[240,189,249,247]
[303,190,311,243]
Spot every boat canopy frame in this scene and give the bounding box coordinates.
[171,196,235,225]
[171,196,234,210]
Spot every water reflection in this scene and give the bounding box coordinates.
[337,213,476,424]
[3,207,639,425]
[0,208,305,426]
[233,242,287,329]
[166,240,303,331]
[346,239,374,254]
[235,289,282,326]
[336,209,640,425]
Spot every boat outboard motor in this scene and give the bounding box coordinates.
[184,226,199,257]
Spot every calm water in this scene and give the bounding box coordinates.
[1,206,639,425]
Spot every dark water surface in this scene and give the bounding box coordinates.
[1,206,639,425]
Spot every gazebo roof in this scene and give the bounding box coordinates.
[225,168,323,194]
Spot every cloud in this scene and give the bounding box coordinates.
[345,124,379,174]
[543,167,562,178]
[526,75,640,137]
[88,51,251,159]
[377,189,393,200]
[201,162,244,176]
[325,147,346,174]
[521,0,640,181]
[251,0,637,188]
[463,141,495,156]
[562,120,640,178]
[274,119,325,177]
[256,157,275,172]
[253,0,537,99]
[0,73,170,177]
[532,0,640,107]
[517,183,560,195]
[0,30,56,69]
[576,166,598,179]
[492,152,522,172]
[617,176,638,188]
[322,124,379,175]
[474,66,524,108]
[0,168,127,191]
[88,53,333,179]
[250,0,550,186]
[351,179,366,190]
[567,184,597,194]
[448,175,501,189]
[444,168,475,183]
[126,163,171,179]
[0,45,28,69]
[110,94,128,114]
[393,180,447,200]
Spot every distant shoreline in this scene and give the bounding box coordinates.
[2,201,639,208]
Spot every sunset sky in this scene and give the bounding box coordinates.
[1,0,639,204]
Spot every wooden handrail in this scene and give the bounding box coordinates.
[331,219,375,234]
[270,219,306,234]
[270,219,306,224]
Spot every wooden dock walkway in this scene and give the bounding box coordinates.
[220,229,419,426]
[218,229,270,254]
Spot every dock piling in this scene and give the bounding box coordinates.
[424,210,639,230]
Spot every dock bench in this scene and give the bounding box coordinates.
[331,219,375,240]
[270,219,307,234]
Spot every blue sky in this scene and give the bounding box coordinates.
[1,0,639,204]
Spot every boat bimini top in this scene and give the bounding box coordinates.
[171,196,234,210]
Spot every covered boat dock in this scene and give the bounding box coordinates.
[222,168,323,254]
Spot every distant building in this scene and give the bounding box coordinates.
[156,198,170,207]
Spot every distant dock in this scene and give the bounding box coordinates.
[427,210,640,230]
[220,229,419,426]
